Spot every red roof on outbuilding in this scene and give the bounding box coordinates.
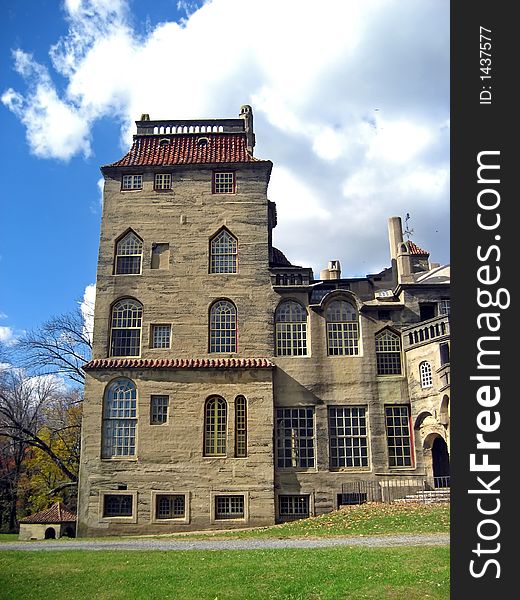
[105,133,266,168]
[407,240,429,256]
[19,502,76,524]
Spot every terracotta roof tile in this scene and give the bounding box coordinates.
[84,358,274,370]
[19,502,76,524]
[105,134,266,168]
[407,240,429,255]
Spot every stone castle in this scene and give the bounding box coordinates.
[77,106,450,536]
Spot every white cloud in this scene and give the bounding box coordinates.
[80,283,96,343]
[0,326,17,346]
[2,0,450,273]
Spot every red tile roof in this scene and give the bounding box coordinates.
[106,134,266,167]
[407,240,429,255]
[19,502,76,524]
[84,357,274,370]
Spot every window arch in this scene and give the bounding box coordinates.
[375,330,402,375]
[210,228,238,274]
[204,396,227,456]
[235,395,247,458]
[115,231,143,275]
[275,301,308,356]
[102,378,137,458]
[209,300,237,353]
[110,299,143,357]
[326,299,359,356]
[420,361,433,388]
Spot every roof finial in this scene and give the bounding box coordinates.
[403,213,414,240]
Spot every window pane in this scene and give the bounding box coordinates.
[376,331,401,375]
[156,494,185,519]
[103,494,133,517]
[151,395,169,424]
[279,495,309,520]
[204,396,227,456]
[328,407,369,468]
[235,395,247,457]
[325,301,359,356]
[209,301,236,353]
[385,406,413,467]
[213,172,235,194]
[210,230,238,274]
[275,301,307,356]
[276,408,315,468]
[215,495,244,519]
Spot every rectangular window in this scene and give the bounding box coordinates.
[111,330,141,357]
[150,395,169,425]
[121,174,143,190]
[155,494,185,519]
[385,405,413,468]
[151,324,171,349]
[276,322,307,356]
[213,171,235,194]
[326,322,359,356]
[440,342,450,365]
[278,495,310,521]
[215,495,244,519]
[440,299,450,316]
[276,408,315,468]
[154,173,172,190]
[103,494,133,517]
[329,407,369,469]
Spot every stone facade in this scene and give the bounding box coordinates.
[77,107,450,536]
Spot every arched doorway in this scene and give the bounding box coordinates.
[432,437,450,487]
[44,527,56,539]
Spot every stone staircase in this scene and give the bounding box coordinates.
[393,488,450,504]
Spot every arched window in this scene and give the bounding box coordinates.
[102,378,137,458]
[210,229,238,274]
[235,395,247,458]
[326,300,359,356]
[115,231,143,274]
[375,330,402,375]
[204,396,227,456]
[110,299,143,357]
[275,301,307,356]
[209,300,236,353]
[420,361,433,388]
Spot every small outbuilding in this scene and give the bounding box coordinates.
[18,502,76,541]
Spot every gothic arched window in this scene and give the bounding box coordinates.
[419,361,433,388]
[115,231,143,275]
[210,229,238,274]
[375,330,402,375]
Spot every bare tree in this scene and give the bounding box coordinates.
[15,308,92,385]
[0,369,79,483]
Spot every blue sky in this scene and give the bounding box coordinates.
[0,0,449,344]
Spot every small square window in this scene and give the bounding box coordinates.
[151,325,171,348]
[154,173,172,190]
[278,495,310,521]
[156,494,185,519]
[440,299,450,316]
[122,174,143,190]
[103,494,133,517]
[215,495,244,519]
[150,395,169,424]
[213,172,235,194]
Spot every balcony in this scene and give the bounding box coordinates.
[402,315,450,350]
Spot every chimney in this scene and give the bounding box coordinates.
[387,216,404,261]
[239,105,255,155]
[140,113,150,121]
[320,260,341,280]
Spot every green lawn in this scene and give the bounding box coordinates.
[0,534,18,543]
[0,546,449,600]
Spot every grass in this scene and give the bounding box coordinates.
[0,545,450,600]
[0,534,18,543]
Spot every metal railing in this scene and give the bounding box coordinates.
[339,476,450,505]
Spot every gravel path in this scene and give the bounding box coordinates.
[1,533,449,552]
